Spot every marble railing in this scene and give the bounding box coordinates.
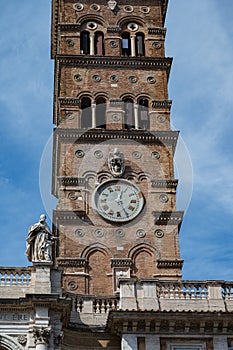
[0,267,31,286]
[66,293,119,313]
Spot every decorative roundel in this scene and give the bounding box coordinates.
[75,229,85,237]
[66,39,75,46]
[140,6,150,14]
[129,76,137,83]
[95,229,104,238]
[110,41,118,48]
[124,5,134,12]
[92,179,144,222]
[154,229,164,238]
[66,113,75,120]
[157,115,166,123]
[132,151,142,159]
[115,229,125,237]
[94,150,103,159]
[160,193,169,203]
[151,151,160,159]
[147,76,156,84]
[127,23,138,32]
[87,21,98,30]
[153,41,162,49]
[68,281,78,291]
[92,74,101,82]
[73,3,84,11]
[112,114,120,122]
[74,74,82,82]
[110,75,118,82]
[75,149,85,158]
[136,229,146,238]
[68,192,78,201]
[90,3,100,11]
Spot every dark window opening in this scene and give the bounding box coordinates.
[96,97,106,128]
[121,32,131,56]
[138,98,149,129]
[81,97,92,128]
[80,31,90,54]
[136,33,145,56]
[123,98,135,129]
[94,31,105,56]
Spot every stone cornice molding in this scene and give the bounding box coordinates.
[58,177,86,187]
[53,210,86,223]
[106,309,233,335]
[151,179,178,189]
[157,259,184,269]
[153,211,184,226]
[152,100,172,110]
[111,259,133,268]
[56,55,172,73]
[57,258,87,267]
[107,26,121,33]
[148,27,167,37]
[54,129,179,153]
[59,23,81,32]
[59,97,80,107]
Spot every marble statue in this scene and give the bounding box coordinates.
[25,214,54,262]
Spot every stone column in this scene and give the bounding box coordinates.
[92,103,96,128]
[134,104,139,129]
[130,35,136,57]
[213,336,228,350]
[90,34,95,55]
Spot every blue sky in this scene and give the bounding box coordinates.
[0,0,232,281]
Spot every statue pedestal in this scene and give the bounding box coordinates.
[32,261,53,294]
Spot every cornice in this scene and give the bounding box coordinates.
[59,23,80,32]
[152,100,172,109]
[56,55,172,73]
[53,210,86,223]
[59,177,86,187]
[111,259,133,268]
[59,97,80,106]
[157,259,184,269]
[153,211,184,226]
[54,129,179,153]
[148,27,167,37]
[57,258,87,267]
[151,179,178,189]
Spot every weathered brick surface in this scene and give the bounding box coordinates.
[52,0,182,296]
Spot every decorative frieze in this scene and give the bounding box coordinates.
[59,177,86,187]
[157,259,184,268]
[59,97,80,106]
[57,55,172,72]
[107,26,121,33]
[151,179,178,189]
[152,100,172,109]
[111,259,133,268]
[148,27,167,36]
[153,211,183,225]
[57,258,87,267]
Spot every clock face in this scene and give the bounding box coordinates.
[92,179,144,222]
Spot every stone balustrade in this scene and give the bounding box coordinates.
[0,267,31,286]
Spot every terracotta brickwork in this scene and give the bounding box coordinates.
[51,0,183,296]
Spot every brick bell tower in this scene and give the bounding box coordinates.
[51,0,183,296]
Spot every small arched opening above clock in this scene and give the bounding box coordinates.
[123,97,135,129]
[138,98,150,130]
[81,96,92,128]
[96,96,106,129]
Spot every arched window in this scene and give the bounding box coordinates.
[136,32,145,56]
[81,97,92,128]
[96,97,106,128]
[94,31,105,56]
[123,98,135,129]
[121,32,131,56]
[138,98,149,129]
[80,31,90,54]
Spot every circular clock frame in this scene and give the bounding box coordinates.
[92,179,144,223]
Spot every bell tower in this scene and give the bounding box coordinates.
[51,0,183,296]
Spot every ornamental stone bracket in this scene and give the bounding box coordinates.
[33,327,51,345]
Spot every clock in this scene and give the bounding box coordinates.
[92,179,144,222]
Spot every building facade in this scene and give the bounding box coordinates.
[0,1,233,350]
